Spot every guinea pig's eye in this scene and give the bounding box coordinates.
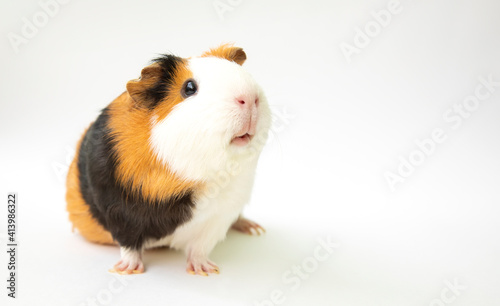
[181,79,198,98]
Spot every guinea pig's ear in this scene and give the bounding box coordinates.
[201,44,247,66]
[126,63,163,107]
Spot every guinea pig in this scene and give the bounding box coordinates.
[65,44,271,276]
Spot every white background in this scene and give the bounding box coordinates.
[1,0,500,305]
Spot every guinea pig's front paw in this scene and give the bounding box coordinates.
[186,255,219,276]
[109,259,144,275]
[109,248,144,275]
[231,216,266,235]
[110,260,144,275]
[109,258,145,275]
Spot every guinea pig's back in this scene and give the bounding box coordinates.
[66,126,116,245]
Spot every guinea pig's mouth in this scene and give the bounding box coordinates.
[230,133,253,146]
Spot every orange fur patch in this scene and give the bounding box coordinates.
[108,62,199,203]
[66,128,116,245]
[201,43,246,65]
[66,56,203,244]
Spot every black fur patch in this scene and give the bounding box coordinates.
[143,54,183,108]
[77,107,195,250]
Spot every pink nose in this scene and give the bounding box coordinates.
[234,95,259,136]
[236,97,259,107]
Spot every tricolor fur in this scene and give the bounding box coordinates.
[66,44,271,275]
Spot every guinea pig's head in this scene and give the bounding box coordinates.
[126,44,272,181]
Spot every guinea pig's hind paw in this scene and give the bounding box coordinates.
[109,259,145,275]
[231,217,266,235]
[186,257,219,276]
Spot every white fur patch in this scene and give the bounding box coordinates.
[150,57,271,182]
[147,56,272,256]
